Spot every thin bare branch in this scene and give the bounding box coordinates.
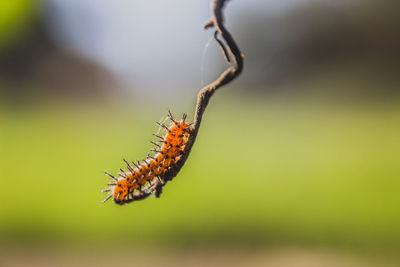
[120,0,243,204]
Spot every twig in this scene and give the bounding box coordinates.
[122,0,243,204]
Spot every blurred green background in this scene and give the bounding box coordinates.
[0,0,399,266]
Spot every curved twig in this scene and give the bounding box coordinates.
[121,0,243,204]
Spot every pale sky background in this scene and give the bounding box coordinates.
[43,0,343,96]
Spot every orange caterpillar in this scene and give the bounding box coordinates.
[102,112,191,204]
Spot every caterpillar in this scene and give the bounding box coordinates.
[102,112,192,205]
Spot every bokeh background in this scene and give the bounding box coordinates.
[1,0,399,266]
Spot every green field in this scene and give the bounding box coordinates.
[0,95,399,253]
